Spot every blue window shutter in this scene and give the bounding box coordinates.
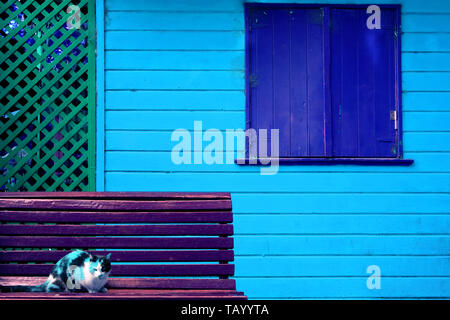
[248,8,274,155]
[248,7,328,157]
[330,8,398,157]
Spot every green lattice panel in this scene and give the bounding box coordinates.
[0,0,95,191]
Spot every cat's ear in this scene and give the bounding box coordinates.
[105,253,111,260]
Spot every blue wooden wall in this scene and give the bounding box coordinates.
[99,0,450,299]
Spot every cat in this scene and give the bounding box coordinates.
[0,250,112,293]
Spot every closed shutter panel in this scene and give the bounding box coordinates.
[248,7,328,157]
[330,8,398,157]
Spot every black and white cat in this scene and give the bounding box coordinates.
[0,250,112,293]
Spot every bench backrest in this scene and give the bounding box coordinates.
[0,192,237,291]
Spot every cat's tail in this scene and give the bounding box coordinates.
[0,283,47,292]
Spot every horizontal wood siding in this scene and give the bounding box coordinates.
[102,0,450,299]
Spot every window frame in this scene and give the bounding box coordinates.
[240,3,413,166]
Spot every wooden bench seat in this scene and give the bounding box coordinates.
[0,192,246,300]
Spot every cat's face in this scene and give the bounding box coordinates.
[100,253,112,273]
[89,253,112,278]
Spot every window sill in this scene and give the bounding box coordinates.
[235,158,414,166]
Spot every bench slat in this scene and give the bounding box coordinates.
[0,293,246,300]
[75,289,244,295]
[0,250,234,262]
[0,192,231,200]
[0,290,242,296]
[0,199,231,211]
[0,277,237,289]
[0,224,233,236]
[0,264,234,276]
[0,211,232,223]
[0,236,233,249]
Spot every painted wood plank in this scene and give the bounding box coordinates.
[105,51,244,70]
[106,111,244,130]
[0,276,237,289]
[0,289,242,296]
[0,289,243,296]
[106,131,185,151]
[402,14,450,32]
[107,280,237,290]
[233,214,450,235]
[0,292,246,300]
[302,8,327,157]
[105,151,450,172]
[105,91,244,110]
[403,53,450,72]
[330,8,358,157]
[234,235,450,255]
[0,236,233,249]
[289,8,311,157]
[248,6,274,158]
[105,0,243,11]
[105,31,244,50]
[0,210,232,223]
[0,250,234,262]
[105,131,450,152]
[0,198,231,211]
[403,72,450,91]
[403,112,450,131]
[105,172,450,193]
[235,256,450,276]
[106,12,244,30]
[404,132,450,151]
[105,131,244,151]
[0,264,235,276]
[403,92,450,111]
[106,110,448,132]
[106,71,244,90]
[0,224,233,236]
[231,193,450,214]
[402,33,450,52]
[106,0,450,13]
[394,0,450,13]
[237,277,450,299]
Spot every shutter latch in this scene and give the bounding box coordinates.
[390,110,398,130]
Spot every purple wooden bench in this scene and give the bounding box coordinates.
[0,192,246,300]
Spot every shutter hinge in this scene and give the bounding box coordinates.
[390,110,398,130]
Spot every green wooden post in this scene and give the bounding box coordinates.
[88,0,96,191]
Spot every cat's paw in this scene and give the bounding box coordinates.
[100,287,108,293]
